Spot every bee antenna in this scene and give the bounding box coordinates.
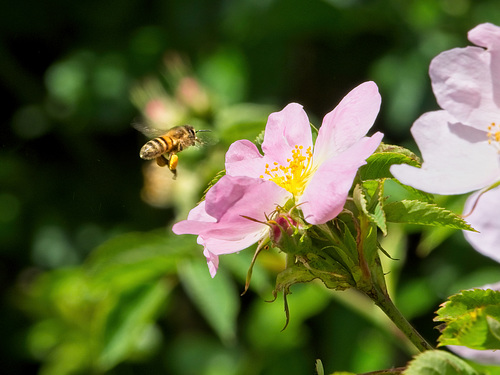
[196,129,211,133]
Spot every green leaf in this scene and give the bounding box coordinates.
[274,262,322,294]
[98,280,171,371]
[392,178,435,203]
[353,181,388,235]
[437,290,500,322]
[86,231,193,274]
[359,143,420,181]
[384,200,476,231]
[84,231,195,291]
[435,289,500,350]
[404,350,479,375]
[315,359,324,375]
[178,258,240,345]
[275,253,354,294]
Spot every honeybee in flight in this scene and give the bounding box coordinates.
[135,123,208,179]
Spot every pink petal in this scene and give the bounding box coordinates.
[468,23,500,108]
[463,187,500,263]
[313,81,381,165]
[173,174,289,254]
[202,229,269,255]
[390,111,500,194]
[225,140,266,177]
[468,23,500,51]
[203,248,220,278]
[430,46,499,129]
[300,132,383,224]
[172,201,216,235]
[204,175,289,223]
[261,103,313,166]
[448,345,500,366]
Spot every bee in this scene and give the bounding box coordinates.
[135,124,207,179]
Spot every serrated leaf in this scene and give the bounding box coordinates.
[178,258,240,345]
[354,181,387,235]
[275,254,354,294]
[384,200,476,231]
[436,290,500,322]
[404,350,479,375]
[375,143,422,160]
[435,289,500,350]
[359,143,420,181]
[392,178,435,203]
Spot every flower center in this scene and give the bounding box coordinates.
[260,145,314,197]
[487,122,500,151]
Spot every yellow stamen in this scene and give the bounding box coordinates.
[261,145,315,197]
[487,122,500,149]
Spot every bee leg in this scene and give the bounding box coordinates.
[155,155,168,167]
[168,154,178,180]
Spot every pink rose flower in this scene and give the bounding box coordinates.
[174,81,383,276]
[388,23,500,364]
[390,23,500,194]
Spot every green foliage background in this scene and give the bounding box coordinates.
[2,0,500,374]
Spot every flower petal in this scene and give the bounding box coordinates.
[468,23,500,51]
[468,23,500,109]
[202,245,220,278]
[300,132,383,224]
[430,46,499,129]
[448,345,500,366]
[463,187,500,263]
[261,103,313,166]
[204,175,288,223]
[390,111,500,194]
[313,81,381,165]
[225,139,266,177]
[173,175,289,264]
[172,201,216,235]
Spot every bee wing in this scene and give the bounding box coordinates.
[132,121,167,138]
[196,130,219,147]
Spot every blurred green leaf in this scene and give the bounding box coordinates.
[215,103,274,144]
[98,279,172,370]
[403,350,479,375]
[199,48,248,105]
[24,231,198,374]
[245,283,329,350]
[178,258,240,344]
[85,231,195,290]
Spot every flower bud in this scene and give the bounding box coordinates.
[268,213,310,255]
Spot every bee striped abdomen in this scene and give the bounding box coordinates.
[139,136,176,160]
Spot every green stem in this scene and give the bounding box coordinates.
[367,284,433,353]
